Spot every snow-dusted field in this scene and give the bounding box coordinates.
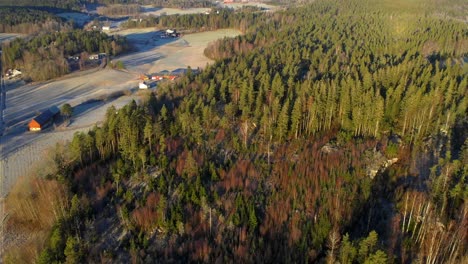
[3,69,137,136]
[115,28,241,73]
[219,2,280,11]
[140,6,211,16]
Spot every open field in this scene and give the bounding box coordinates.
[219,2,281,11]
[3,69,137,136]
[115,28,241,73]
[140,6,211,16]
[219,2,280,11]
[0,28,240,197]
[0,33,23,44]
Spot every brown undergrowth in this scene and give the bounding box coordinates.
[3,173,68,263]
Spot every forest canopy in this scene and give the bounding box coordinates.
[121,7,261,33]
[0,0,83,10]
[0,7,71,34]
[0,0,215,10]
[3,0,467,263]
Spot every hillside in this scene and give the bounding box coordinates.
[0,7,70,34]
[3,0,467,263]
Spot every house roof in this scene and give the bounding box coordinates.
[32,106,59,126]
[49,106,60,115]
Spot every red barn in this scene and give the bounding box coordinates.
[28,106,59,131]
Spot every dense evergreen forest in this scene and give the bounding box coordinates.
[96,4,142,16]
[122,7,260,32]
[3,0,467,263]
[89,0,213,7]
[0,7,71,34]
[0,0,83,10]
[1,30,128,80]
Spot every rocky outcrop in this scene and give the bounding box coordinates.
[365,148,399,179]
[320,143,339,154]
[321,140,399,179]
[367,157,399,179]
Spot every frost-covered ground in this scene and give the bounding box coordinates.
[218,2,280,11]
[115,28,241,73]
[139,6,211,16]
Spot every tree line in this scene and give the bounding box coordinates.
[0,7,72,34]
[122,7,266,33]
[90,0,213,8]
[96,4,141,16]
[0,0,215,10]
[152,0,213,8]
[1,30,128,80]
[0,0,83,10]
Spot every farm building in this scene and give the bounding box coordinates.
[139,80,157,89]
[28,106,60,131]
[89,53,106,60]
[151,76,164,81]
[163,29,180,38]
[5,69,22,79]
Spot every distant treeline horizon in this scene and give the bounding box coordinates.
[0,0,216,10]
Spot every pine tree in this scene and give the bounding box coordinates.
[64,236,80,264]
[358,231,379,263]
[291,98,303,139]
[339,234,357,264]
[276,99,290,141]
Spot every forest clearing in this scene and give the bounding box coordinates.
[115,28,241,73]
